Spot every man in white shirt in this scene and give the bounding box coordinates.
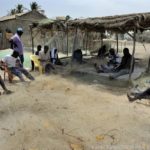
[39,45,55,73]
[39,45,49,68]
[3,51,34,82]
[39,45,50,64]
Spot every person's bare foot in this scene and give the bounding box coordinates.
[94,63,103,73]
[3,90,13,95]
[109,75,114,80]
[127,93,136,102]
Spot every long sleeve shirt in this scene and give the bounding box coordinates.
[10,33,23,55]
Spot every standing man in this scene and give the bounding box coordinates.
[10,27,24,65]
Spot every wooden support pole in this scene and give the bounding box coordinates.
[129,30,136,81]
[29,25,35,71]
[30,26,34,54]
[66,24,69,57]
[147,58,150,73]
[85,31,89,55]
[116,33,119,53]
[72,27,78,53]
[127,32,134,39]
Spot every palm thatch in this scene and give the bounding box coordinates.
[68,12,150,33]
[32,18,66,31]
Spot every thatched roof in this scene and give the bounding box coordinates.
[68,12,150,33]
[0,11,47,22]
[0,12,26,22]
[32,18,66,31]
[32,12,150,33]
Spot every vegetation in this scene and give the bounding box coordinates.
[30,1,44,14]
[15,4,24,13]
[8,1,44,15]
[8,4,24,15]
[30,2,40,11]
[9,9,16,15]
[65,15,71,21]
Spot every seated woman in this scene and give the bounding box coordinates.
[94,48,120,73]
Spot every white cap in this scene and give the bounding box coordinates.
[17,27,23,32]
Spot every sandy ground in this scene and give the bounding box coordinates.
[0,73,150,150]
[0,41,150,150]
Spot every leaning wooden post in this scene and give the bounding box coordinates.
[116,33,119,53]
[29,25,34,71]
[71,27,78,68]
[129,30,136,81]
[147,58,150,73]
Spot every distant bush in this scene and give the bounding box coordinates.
[136,31,150,43]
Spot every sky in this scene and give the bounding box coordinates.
[1,0,150,18]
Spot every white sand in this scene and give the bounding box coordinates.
[0,75,150,150]
[0,41,150,149]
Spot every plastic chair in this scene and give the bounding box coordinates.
[30,55,43,74]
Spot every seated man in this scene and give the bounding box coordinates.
[94,48,134,79]
[72,49,83,64]
[39,45,55,74]
[35,45,42,56]
[97,45,107,58]
[95,48,120,73]
[39,45,50,67]
[2,51,35,82]
[0,75,12,94]
[127,87,150,102]
[31,45,42,71]
[109,48,134,79]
